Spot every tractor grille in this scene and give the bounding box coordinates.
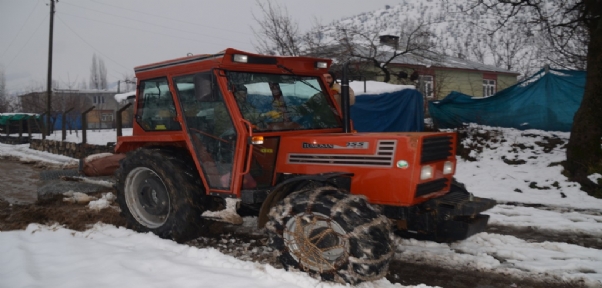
[421,135,453,163]
[415,178,449,197]
[288,140,396,167]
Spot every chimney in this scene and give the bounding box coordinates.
[379,35,400,48]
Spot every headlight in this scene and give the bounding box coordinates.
[315,61,328,69]
[232,54,248,63]
[443,161,454,175]
[420,165,433,180]
[250,136,264,145]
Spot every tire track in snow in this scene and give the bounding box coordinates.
[393,233,602,287]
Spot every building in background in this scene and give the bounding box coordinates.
[18,90,123,129]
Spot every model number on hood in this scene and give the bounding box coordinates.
[302,142,368,149]
[346,142,368,148]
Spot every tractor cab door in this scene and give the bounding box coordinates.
[173,71,241,194]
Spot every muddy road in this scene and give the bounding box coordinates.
[0,159,41,204]
[0,159,592,288]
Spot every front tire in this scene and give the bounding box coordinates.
[266,186,393,284]
[115,148,208,243]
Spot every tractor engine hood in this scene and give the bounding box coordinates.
[274,132,458,206]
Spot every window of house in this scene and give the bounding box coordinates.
[93,96,97,104]
[101,113,113,121]
[483,79,496,97]
[419,75,434,98]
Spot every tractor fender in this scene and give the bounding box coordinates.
[257,172,353,228]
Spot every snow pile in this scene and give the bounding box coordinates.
[63,190,97,204]
[454,124,602,210]
[88,192,117,211]
[0,223,409,288]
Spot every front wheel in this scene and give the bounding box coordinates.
[266,186,393,284]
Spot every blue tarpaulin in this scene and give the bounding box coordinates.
[52,114,83,130]
[428,68,586,132]
[351,89,424,132]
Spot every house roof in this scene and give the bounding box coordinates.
[384,50,519,75]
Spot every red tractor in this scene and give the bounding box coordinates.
[114,48,495,284]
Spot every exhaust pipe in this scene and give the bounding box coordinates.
[341,61,351,133]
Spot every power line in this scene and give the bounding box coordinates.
[56,15,132,71]
[56,7,250,46]
[0,0,42,60]
[86,0,249,36]
[4,14,49,68]
[57,11,241,49]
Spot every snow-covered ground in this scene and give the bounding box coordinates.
[2,124,601,287]
[2,78,602,287]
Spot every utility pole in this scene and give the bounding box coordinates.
[46,0,57,137]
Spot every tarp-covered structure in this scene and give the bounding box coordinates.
[0,113,41,134]
[351,89,424,132]
[0,113,39,125]
[428,68,585,132]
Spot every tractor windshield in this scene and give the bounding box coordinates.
[225,71,341,132]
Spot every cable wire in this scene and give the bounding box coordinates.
[0,0,42,60]
[86,0,249,36]
[4,14,49,68]
[56,15,131,72]
[56,8,250,46]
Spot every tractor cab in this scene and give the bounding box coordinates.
[116,49,343,197]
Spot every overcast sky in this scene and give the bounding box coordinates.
[0,0,395,95]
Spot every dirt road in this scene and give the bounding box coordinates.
[0,159,40,204]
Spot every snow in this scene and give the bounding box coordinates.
[349,80,415,95]
[3,223,391,288]
[114,91,136,103]
[1,82,602,287]
[88,192,117,211]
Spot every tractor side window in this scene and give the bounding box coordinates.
[174,72,238,190]
[136,78,181,131]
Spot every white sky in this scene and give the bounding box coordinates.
[0,0,396,95]
[1,81,602,287]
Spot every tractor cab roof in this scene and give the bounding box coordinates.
[134,48,332,76]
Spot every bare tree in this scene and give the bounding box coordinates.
[333,17,436,83]
[461,0,601,196]
[0,67,8,113]
[89,53,108,90]
[252,0,301,56]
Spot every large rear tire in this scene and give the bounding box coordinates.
[266,186,393,284]
[115,148,208,243]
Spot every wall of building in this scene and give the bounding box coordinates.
[367,66,517,99]
[497,74,518,91]
[436,70,484,98]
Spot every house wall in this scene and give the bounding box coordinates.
[437,70,484,98]
[497,74,518,91]
[368,66,517,99]
[18,91,128,129]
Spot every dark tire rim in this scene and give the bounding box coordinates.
[124,167,170,228]
[283,212,348,272]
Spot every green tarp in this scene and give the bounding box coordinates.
[0,114,40,126]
